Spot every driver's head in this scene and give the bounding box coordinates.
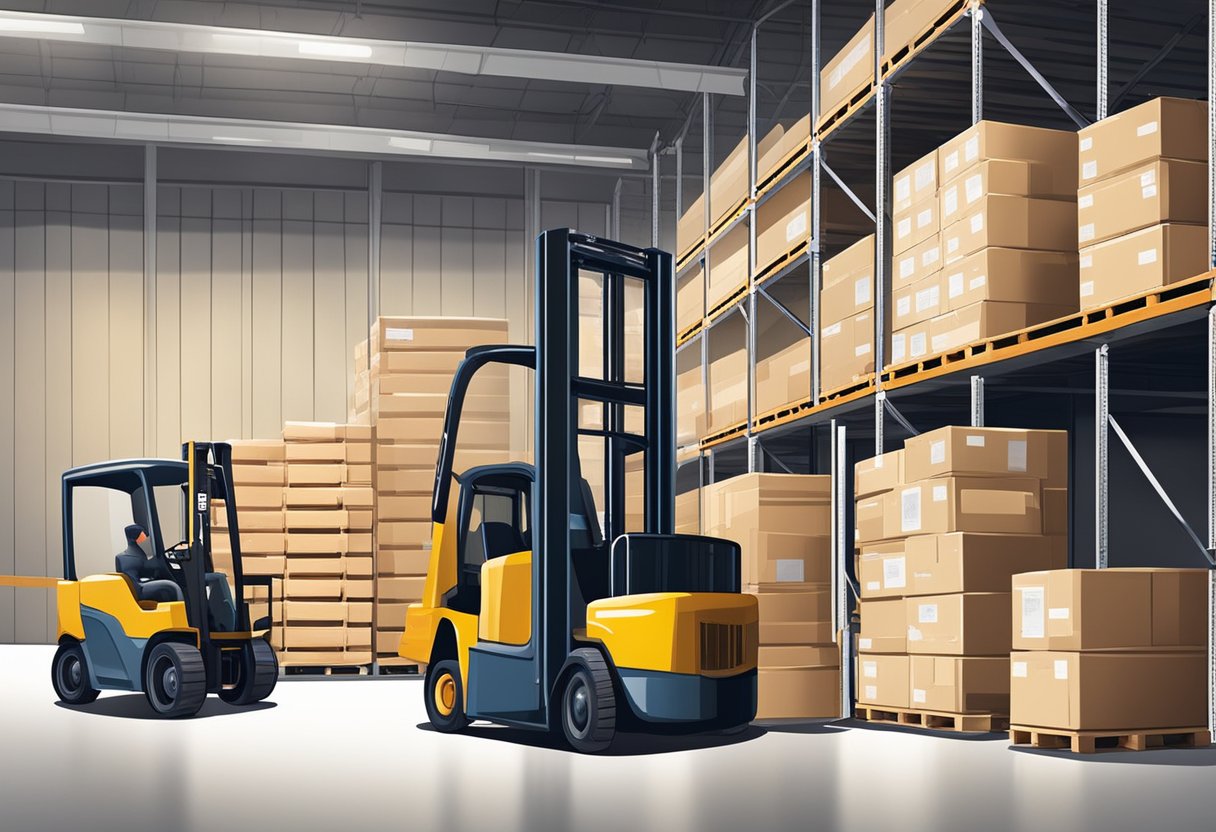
[124,524,148,547]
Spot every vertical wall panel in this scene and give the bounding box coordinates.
[108,200,144,459]
[441,226,474,316]
[412,225,442,315]
[155,204,182,457]
[281,191,315,422]
[251,189,283,439]
[70,185,110,466]
[313,219,347,422]
[472,227,506,319]
[44,192,72,637]
[0,186,14,641]
[241,189,255,438]
[211,214,244,441]
[178,194,213,441]
[344,220,369,410]
[380,222,413,316]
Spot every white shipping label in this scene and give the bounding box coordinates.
[964,135,979,162]
[895,177,911,203]
[1007,439,1028,472]
[1078,194,1094,209]
[892,334,906,362]
[1079,223,1095,242]
[897,297,912,318]
[897,218,912,239]
[969,212,984,233]
[1080,254,1093,269]
[385,327,414,341]
[930,440,946,464]
[946,237,960,255]
[965,174,983,204]
[859,638,873,650]
[943,188,959,217]
[910,333,926,355]
[785,212,808,242]
[1048,607,1070,620]
[863,661,878,679]
[966,435,986,447]
[912,689,927,704]
[915,287,940,313]
[915,162,934,191]
[864,685,878,700]
[931,334,949,352]
[944,150,960,172]
[854,277,871,304]
[948,273,964,298]
[883,556,907,589]
[865,581,880,592]
[1020,586,1045,639]
[907,626,923,642]
[1011,661,1028,678]
[824,322,842,337]
[922,247,940,267]
[1138,248,1159,266]
[901,487,923,532]
[1080,281,1095,298]
[1140,170,1157,186]
[874,457,885,469]
[775,559,804,582]
[1137,120,1159,137]
[918,604,938,624]
[1079,136,1093,151]
[917,208,932,229]
[970,275,987,291]
[1142,185,1158,199]
[1054,659,1069,680]
[932,485,947,502]
[900,257,915,280]
[855,343,872,357]
[1082,160,1098,180]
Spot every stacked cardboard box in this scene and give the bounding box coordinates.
[280,422,374,669]
[820,235,875,394]
[1077,97,1209,310]
[704,473,837,719]
[891,122,1078,366]
[854,426,1068,717]
[367,317,512,670]
[1010,568,1208,733]
[351,339,371,425]
[212,440,287,651]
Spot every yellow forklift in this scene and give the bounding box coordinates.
[52,441,278,717]
[399,229,759,752]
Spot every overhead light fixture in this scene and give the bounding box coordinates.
[297,40,373,59]
[388,136,434,152]
[0,18,84,35]
[212,135,272,144]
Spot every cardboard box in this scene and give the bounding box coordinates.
[756,170,811,273]
[939,121,1076,189]
[854,494,887,546]
[856,653,910,709]
[286,533,347,556]
[910,655,1010,714]
[231,464,287,486]
[285,442,346,463]
[1079,223,1209,310]
[228,440,286,462]
[378,548,431,576]
[283,601,348,625]
[677,356,707,447]
[232,485,284,510]
[287,464,345,486]
[369,316,508,353]
[677,262,704,334]
[942,248,1079,312]
[378,576,427,602]
[1010,650,1207,731]
[283,422,346,442]
[822,234,874,290]
[890,321,930,366]
[941,158,1074,228]
[283,577,344,600]
[820,265,874,325]
[820,15,874,123]
[904,426,1064,482]
[857,541,908,598]
[941,195,1077,265]
[820,310,874,393]
[854,449,904,499]
[894,234,942,288]
[929,300,1072,356]
[1012,568,1207,651]
[677,192,706,256]
[893,147,938,214]
[904,532,1067,597]
[893,194,939,256]
[1043,488,1067,536]
[755,280,811,415]
[709,135,749,228]
[376,494,433,521]
[1077,97,1207,187]
[757,666,839,720]
[1078,158,1206,247]
[755,588,832,635]
[884,477,1042,538]
[905,592,1012,656]
[892,271,944,329]
[242,555,286,577]
[706,221,748,312]
[857,598,906,653]
[882,0,960,64]
[758,644,838,668]
[758,115,811,185]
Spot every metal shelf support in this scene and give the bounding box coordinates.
[1096,0,1108,121]
[810,0,822,406]
[970,1,984,124]
[971,375,985,427]
[746,26,760,474]
[830,419,852,719]
[1209,305,1216,735]
[1095,344,1110,568]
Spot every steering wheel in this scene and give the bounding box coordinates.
[163,540,192,563]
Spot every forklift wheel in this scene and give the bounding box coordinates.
[425,660,470,733]
[144,642,207,718]
[559,649,616,754]
[220,639,279,706]
[52,642,100,706]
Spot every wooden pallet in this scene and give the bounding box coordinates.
[700,420,748,450]
[816,80,876,142]
[282,663,373,677]
[858,705,1008,734]
[755,396,813,430]
[706,282,749,323]
[707,199,750,246]
[376,657,424,676]
[756,140,811,200]
[676,237,706,271]
[880,0,974,77]
[820,374,877,403]
[677,320,704,347]
[1009,724,1211,754]
[754,240,809,287]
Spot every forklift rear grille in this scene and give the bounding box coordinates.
[700,622,744,672]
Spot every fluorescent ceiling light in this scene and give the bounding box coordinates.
[0,11,746,96]
[388,136,433,152]
[212,135,271,144]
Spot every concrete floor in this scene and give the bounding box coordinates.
[3,645,1216,832]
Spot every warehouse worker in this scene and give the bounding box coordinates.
[115,524,184,604]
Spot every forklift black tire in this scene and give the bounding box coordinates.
[52,642,100,705]
[144,642,207,718]
[425,659,470,733]
[220,639,279,706]
[559,649,616,754]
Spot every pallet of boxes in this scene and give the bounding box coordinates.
[363,317,512,673]
[703,473,837,720]
[212,440,288,654]
[1009,567,1210,753]
[1076,97,1210,311]
[279,422,374,673]
[854,426,1068,732]
[820,234,876,398]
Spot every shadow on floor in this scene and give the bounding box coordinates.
[56,694,277,720]
[1009,745,1216,767]
[839,717,1008,742]
[417,722,767,756]
[757,719,849,736]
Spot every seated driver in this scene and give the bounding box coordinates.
[115,524,184,604]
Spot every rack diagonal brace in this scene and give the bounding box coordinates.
[822,159,877,223]
[879,391,921,437]
[1109,414,1216,566]
[761,442,798,475]
[758,286,812,336]
[981,11,1090,128]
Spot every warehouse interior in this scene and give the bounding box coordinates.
[2,2,1216,831]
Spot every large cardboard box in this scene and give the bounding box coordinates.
[677,191,706,257]
[709,136,749,228]
[706,221,748,313]
[911,655,1010,714]
[820,16,874,124]
[884,477,1042,538]
[676,355,706,447]
[1079,223,1209,310]
[905,592,1012,656]
[856,540,908,599]
[755,588,833,645]
[941,158,1074,228]
[1010,651,1207,731]
[822,234,874,289]
[893,147,938,214]
[1077,97,1208,187]
[755,282,811,415]
[369,316,507,353]
[758,114,811,185]
[756,170,811,273]
[1012,568,1207,651]
[820,310,874,393]
[893,194,940,256]
[820,264,874,325]
[929,300,1072,356]
[855,449,904,499]
[882,0,962,65]
[856,653,910,709]
[905,532,1067,597]
[904,426,1064,482]
[707,318,747,433]
[854,494,888,546]
[942,248,1079,312]
[677,262,704,334]
[1078,158,1206,247]
[894,234,942,289]
[857,598,906,653]
[758,666,839,720]
[939,121,1076,189]
[942,195,1077,265]
[890,321,930,366]
[892,271,944,330]
[228,440,286,462]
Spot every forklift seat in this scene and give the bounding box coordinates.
[482,521,527,560]
[570,477,610,623]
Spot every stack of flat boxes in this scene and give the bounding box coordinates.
[281,422,375,669]
[1010,568,1209,737]
[703,473,837,719]
[1077,97,1209,311]
[819,234,875,394]
[212,440,287,651]
[366,316,511,670]
[854,426,1068,717]
[351,339,371,425]
[891,121,1078,366]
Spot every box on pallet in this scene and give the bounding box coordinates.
[941,249,1078,312]
[1077,158,1206,247]
[910,655,1010,714]
[856,654,910,709]
[941,158,1074,227]
[939,121,1077,189]
[883,477,1042,538]
[905,592,1012,656]
[1079,223,1209,310]
[1077,96,1207,187]
[820,310,874,393]
[820,15,874,124]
